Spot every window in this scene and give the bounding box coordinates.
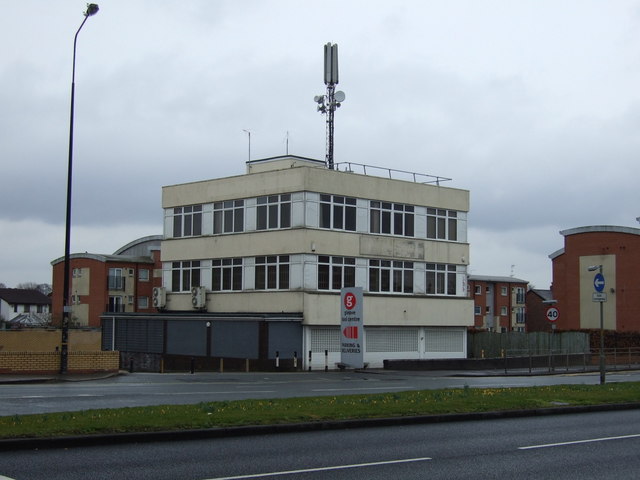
[214,200,244,234]
[425,263,457,296]
[501,306,508,316]
[171,261,201,292]
[515,287,526,304]
[317,256,356,290]
[138,296,149,309]
[257,194,291,230]
[212,258,243,291]
[474,306,481,315]
[107,296,124,313]
[369,259,390,292]
[173,205,202,237]
[255,256,289,290]
[369,260,413,293]
[474,285,481,295]
[426,209,457,241]
[108,268,125,290]
[515,306,526,324]
[139,269,150,281]
[501,286,508,296]
[72,268,82,277]
[319,194,356,231]
[392,261,413,293]
[370,201,414,237]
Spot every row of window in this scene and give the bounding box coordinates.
[168,192,462,241]
[169,256,462,297]
[105,295,152,311]
[12,304,48,313]
[72,268,151,282]
[474,305,526,320]
[473,285,526,303]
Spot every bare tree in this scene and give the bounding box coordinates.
[16,282,52,295]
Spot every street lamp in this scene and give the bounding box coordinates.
[61,3,99,374]
[588,264,606,384]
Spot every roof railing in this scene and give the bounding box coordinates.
[333,162,452,186]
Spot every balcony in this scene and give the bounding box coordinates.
[107,275,126,291]
[105,303,125,313]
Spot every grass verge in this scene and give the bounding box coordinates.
[2,382,640,439]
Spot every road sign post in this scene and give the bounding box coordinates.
[588,266,606,384]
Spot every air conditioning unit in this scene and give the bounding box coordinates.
[191,286,207,309]
[152,286,166,309]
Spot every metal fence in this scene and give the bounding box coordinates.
[500,347,640,375]
[469,331,640,374]
[468,331,590,359]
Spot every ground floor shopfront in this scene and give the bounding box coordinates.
[101,312,468,371]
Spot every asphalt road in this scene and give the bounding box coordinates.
[2,369,640,416]
[1,409,640,479]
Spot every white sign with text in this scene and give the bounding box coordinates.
[340,287,364,369]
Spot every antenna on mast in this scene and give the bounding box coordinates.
[314,42,345,170]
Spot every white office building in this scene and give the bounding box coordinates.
[149,155,473,369]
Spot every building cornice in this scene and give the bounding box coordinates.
[560,225,640,237]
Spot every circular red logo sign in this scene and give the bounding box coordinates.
[344,292,357,310]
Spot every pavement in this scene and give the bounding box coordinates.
[0,371,123,385]
[2,367,639,451]
[0,363,617,384]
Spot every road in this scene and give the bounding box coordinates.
[2,370,640,416]
[1,409,639,479]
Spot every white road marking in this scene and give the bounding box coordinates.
[2,394,103,400]
[203,457,433,479]
[519,433,640,450]
[149,390,276,396]
[312,386,414,392]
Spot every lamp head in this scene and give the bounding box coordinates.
[84,3,99,16]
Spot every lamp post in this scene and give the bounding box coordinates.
[61,3,99,374]
[588,264,606,384]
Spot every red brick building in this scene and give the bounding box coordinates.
[468,275,528,332]
[525,288,554,332]
[51,236,162,328]
[549,226,640,332]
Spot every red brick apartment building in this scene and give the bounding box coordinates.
[549,226,640,332]
[468,275,528,332]
[51,236,162,328]
[525,288,554,332]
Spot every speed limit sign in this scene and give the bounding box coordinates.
[546,307,559,323]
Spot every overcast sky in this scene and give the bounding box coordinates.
[1,0,639,289]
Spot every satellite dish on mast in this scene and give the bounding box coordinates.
[334,91,346,102]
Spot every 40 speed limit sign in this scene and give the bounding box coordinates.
[546,307,559,323]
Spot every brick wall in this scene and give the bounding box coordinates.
[0,351,119,374]
[0,329,101,352]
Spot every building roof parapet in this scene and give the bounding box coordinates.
[560,225,640,237]
[468,275,529,284]
[51,253,156,266]
[334,162,452,186]
[244,155,453,186]
[113,235,163,255]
